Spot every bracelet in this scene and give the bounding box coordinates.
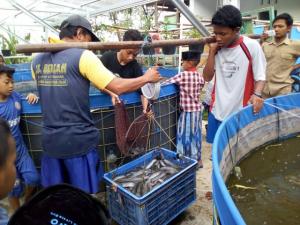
[253,92,262,98]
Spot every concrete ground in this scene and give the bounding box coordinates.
[0,122,214,225]
[170,121,213,225]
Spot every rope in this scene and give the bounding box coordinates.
[264,101,300,119]
[151,116,177,148]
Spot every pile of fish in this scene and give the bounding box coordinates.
[112,155,182,197]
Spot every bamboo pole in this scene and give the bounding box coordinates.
[16,35,261,54]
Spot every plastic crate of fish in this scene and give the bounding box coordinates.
[103,148,197,225]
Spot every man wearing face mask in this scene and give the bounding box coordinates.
[31,15,161,193]
[262,13,300,98]
[101,29,151,114]
[203,5,266,144]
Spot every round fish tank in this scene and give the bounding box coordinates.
[12,63,180,171]
[212,93,300,224]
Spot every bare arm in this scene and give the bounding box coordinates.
[141,95,149,113]
[248,80,265,113]
[102,88,120,105]
[105,67,161,95]
[203,43,219,82]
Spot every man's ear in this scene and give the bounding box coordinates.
[234,27,241,33]
[76,28,85,40]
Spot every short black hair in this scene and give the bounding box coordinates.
[212,5,242,29]
[273,13,293,27]
[0,65,14,79]
[59,26,91,40]
[0,118,11,168]
[123,29,143,41]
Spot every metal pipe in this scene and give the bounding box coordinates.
[8,0,58,35]
[170,0,210,37]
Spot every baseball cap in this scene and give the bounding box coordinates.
[8,184,110,225]
[60,14,99,42]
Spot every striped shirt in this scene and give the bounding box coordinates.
[163,68,205,112]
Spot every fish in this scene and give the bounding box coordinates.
[112,154,182,197]
[265,143,282,150]
[145,159,157,170]
[232,184,257,190]
[121,182,136,188]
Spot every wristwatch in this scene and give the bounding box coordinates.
[253,92,262,98]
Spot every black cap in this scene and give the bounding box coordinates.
[60,14,99,42]
[182,51,201,61]
[0,65,15,74]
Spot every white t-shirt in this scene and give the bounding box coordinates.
[211,36,266,121]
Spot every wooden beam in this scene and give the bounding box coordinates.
[16,35,261,53]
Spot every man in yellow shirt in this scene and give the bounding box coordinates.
[31,14,161,193]
[262,13,300,98]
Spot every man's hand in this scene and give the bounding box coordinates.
[248,94,264,114]
[143,67,161,83]
[143,109,154,118]
[111,93,121,105]
[26,93,39,104]
[260,33,269,44]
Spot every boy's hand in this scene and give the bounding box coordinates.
[208,42,220,55]
[26,93,39,104]
[248,94,264,114]
[143,109,154,118]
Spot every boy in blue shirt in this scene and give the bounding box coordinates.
[0,118,16,225]
[0,65,40,213]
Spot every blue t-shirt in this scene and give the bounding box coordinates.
[32,48,99,158]
[0,207,8,225]
[0,91,27,162]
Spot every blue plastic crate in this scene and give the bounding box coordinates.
[103,148,197,225]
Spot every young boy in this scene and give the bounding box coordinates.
[0,65,40,213]
[0,118,16,225]
[163,51,205,168]
[101,29,151,114]
[203,5,266,144]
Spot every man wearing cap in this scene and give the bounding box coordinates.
[31,14,161,193]
[162,51,205,168]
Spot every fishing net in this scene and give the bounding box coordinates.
[114,101,152,157]
[125,113,152,156]
[114,101,130,155]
